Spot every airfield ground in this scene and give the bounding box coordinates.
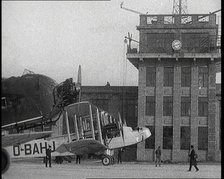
[3,159,221,179]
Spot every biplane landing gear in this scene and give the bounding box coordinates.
[55,156,63,164]
[102,155,110,166]
[102,155,115,166]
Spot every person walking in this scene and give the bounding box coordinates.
[76,155,81,164]
[45,145,52,168]
[188,145,199,172]
[155,146,161,167]
[117,148,124,164]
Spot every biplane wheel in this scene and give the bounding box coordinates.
[102,156,110,166]
[55,156,63,164]
[2,148,10,174]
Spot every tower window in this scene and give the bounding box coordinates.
[198,127,208,150]
[181,97,191,116]
[199,66,208,88]
[181,67,191,87]
[145,96,155,116]
[164,67,174,87]
[164,16,174,24]
[180,126,190,150]
[163,96,173,116]
[146,67,156,87]
[147,16,158,24]
[198,97,208,117]
[181,16,192,24]
[163,126,173,149]
[145,126,155,149]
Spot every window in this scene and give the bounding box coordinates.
[198,16,209,22]
[198,97,208,116]
[163,126,173,149]
[145,96,155,116]
[164,16,174,24]
[181,16,192,24]
[181,67,191,87]
[164,67,173,87]
[198,127,208,150]
[147,16,158,24]
[163,96,173,116]
[146,33,174,53]
[181,97,191,116]
[180,126,190,150]
[199,66,208,88]
[146,67,156,87]
[182,33,209,53]
[145,126,155,149]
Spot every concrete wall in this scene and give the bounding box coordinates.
[136,58,221,162]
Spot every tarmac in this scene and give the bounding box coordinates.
[2,159,221,179]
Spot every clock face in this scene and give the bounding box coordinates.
[172,40,182,50]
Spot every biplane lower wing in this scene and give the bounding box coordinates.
[2,131,53,147]
[56,139,108,155]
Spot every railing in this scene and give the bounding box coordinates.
[139,14,217,26]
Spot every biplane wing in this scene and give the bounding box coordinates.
[56,139,107,155]
[1,116,44,131]
[2,131,53,147]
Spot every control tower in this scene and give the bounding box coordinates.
[127,12,221,162]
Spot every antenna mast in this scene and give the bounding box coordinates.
[172,0,188,15]
[120,2,145,15]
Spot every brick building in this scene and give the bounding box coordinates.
[126,13,221,162]
[81,86,138,161]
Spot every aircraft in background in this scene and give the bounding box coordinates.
[2,65,82,133]
[1,66,82,173]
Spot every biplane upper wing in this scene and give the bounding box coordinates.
[56,139,107,155]
[2,131,53,147]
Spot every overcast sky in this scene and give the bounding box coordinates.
[2,0,221,85]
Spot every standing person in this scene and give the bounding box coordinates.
[45,145,52,168]
[188,145,199,172]
[76,154,81,164]
[117,148,124,164]
[155,146,161,167]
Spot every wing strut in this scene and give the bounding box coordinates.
[64,110,71,143]
[96,108,103,144]
[89,104,95,140]
[74,114,79,140]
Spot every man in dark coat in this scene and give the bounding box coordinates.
[118,148,124,164]
[76,155,81,164]
[45,145,52,167]
[188,145,199,172]
[155,146,161,167]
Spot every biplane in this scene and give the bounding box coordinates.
[55,101,151,165]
